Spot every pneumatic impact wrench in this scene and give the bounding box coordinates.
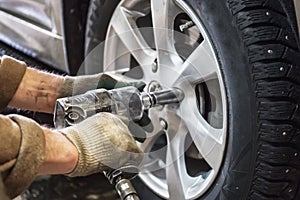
[53,86,184,200]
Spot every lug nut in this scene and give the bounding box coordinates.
[160,119,168,130]
[152,59,158,73]
[147,81,162,92]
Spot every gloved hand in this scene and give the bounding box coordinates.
[58,73,151,141]
[59,112,142,177]
[59,73,145,98]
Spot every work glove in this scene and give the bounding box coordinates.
[58,73,145,98]
[59,72,152,139]
[59,112,142,177]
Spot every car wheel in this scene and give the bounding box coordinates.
[85,0,300,199]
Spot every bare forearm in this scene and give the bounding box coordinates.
[38,127,78,175]
[8,67,64,113]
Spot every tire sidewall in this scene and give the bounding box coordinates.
[84,0,120,74]
[186,0,258,199]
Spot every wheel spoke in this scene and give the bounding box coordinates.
[171,39,219,86]
[140,133,167,173]
[102,70,141,82]
[141,153,167,172]
[165,122,192,199]
[191,125,223,170]
[178,97,224,170]
[151,0,182,66]
[110,6,156,67]
[139,109,168,172]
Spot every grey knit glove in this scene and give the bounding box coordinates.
[59,112,142,177]
[59,73,145,98]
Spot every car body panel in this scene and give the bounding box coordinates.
[0,0,69,72]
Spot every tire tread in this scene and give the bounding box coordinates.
[227,0,300,199]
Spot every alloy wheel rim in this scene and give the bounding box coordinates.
[102,0,228,199]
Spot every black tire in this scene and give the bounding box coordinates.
[84,0,119,74]
[85,0,300,199]
[186,0,300,199]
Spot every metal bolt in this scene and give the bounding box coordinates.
[285,35,289,40]
[266,11,270,16]
[288,189,293,193]
[295,152,298,157]
[267,49,273,54]
[179,21,195,32]
[148,81,162,92]
[282,132,287,136]
[280,67,284,72]
[160,119,168,130]
[152,59,158,73]
[285,169,290,173]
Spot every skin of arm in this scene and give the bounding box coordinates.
[7,67,78,175]
[38,127,78,175]
[8,67,64,114]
